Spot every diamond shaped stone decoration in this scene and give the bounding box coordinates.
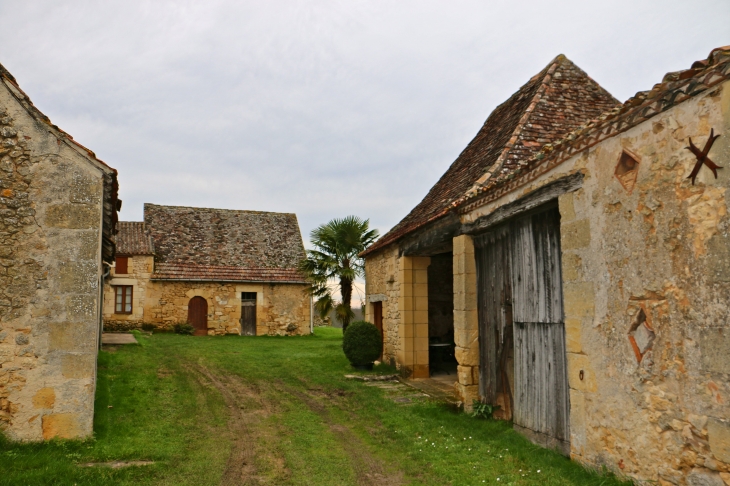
[628,307,655,364]
[615,149,641,193]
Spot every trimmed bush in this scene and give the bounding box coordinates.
[342,321,382,366]
[173,323,195,335]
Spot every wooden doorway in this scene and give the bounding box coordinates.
[188,296,208,336]
[373,301,383,360]
[240,292,257,336]
[475,205,570,454]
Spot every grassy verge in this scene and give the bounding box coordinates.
[0,328,630,485]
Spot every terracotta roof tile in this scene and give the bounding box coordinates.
[115,222,154,255]
[362,55,619,256]
[455,46,730,213]
[151,262,307,283]
[144,204,306,270]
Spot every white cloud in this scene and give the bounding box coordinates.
[1,0,727,241]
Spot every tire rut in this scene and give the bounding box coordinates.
[283,385,404,486]
[186,363,270,486]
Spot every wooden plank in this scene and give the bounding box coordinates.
[510,206,570,445]
[460,173,583,235]
[510,209,564,323]
[399,212,461,256]
[241,301,256,336]
[515,322,570,439]
[475,205,569,450]
[474,225,511,404]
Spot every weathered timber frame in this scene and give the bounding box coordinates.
[464,174,583,456]
[460,172,583,236]
[473,204,570,455]
[399,212,461,256]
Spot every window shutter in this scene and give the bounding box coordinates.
[116,256,128,274]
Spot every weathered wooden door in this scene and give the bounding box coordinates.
[188,297,208,336]
[373,301,384,360]
[510,207,569,454]
[475,225,513,417]
[240,292,257,336]
[475,205,569,454]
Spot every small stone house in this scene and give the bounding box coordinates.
[0,63,120,440]
[362,47,730,484]
[103,204,312,336]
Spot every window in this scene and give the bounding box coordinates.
[114,285,133,314]
[115,256,129,274]
[241,292,257,301]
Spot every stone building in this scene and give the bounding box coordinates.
[0,63,120,440]
[103,204,311,336]
[362,47,730,484]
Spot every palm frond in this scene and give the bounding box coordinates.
[300,215,380,325]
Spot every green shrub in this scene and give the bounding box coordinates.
[470,400,499,419]
[173,323,195,335]
[342,321,382,366]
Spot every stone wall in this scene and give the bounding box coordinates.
[102,255,153,330]
[457,79,730,484]
[0,92,107,440]
[364,245,401,365]
[397,256,430,378]
[554,82,730,485]
[452,235,479,411]
[103,275,311,336]
[364,74,730,486]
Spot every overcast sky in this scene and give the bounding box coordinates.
[1,1,728,249]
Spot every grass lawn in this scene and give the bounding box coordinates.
[0,328,630,485]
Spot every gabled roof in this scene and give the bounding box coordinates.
[454,45,730,213]
[362,55,619,256]
[0,62,120,263]
[143,204,306,281]
[115,222,155,255]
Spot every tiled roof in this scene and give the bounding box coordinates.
[0,63,120,263]
[454,45,730,213]
[151,262,307,283]
[144,204,306,269]
[115,222,154,255]
[362,55,619,256]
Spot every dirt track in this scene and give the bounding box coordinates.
[188,363,404,486]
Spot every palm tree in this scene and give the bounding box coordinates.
[299,216,379,333]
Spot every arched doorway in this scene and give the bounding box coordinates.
[188,296,208,336]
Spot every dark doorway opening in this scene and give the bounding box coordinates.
[241,292,257,336]
[372,301,384,360]
[188,296,208,336]
[428,252,456,377]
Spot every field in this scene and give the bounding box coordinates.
[0,328,629,485]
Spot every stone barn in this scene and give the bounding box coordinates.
[363,47,730,484]
[0,63,119,440]
[103,204,312,336]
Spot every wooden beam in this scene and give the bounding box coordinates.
[399,212,460,256]
[460,172,583,235]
